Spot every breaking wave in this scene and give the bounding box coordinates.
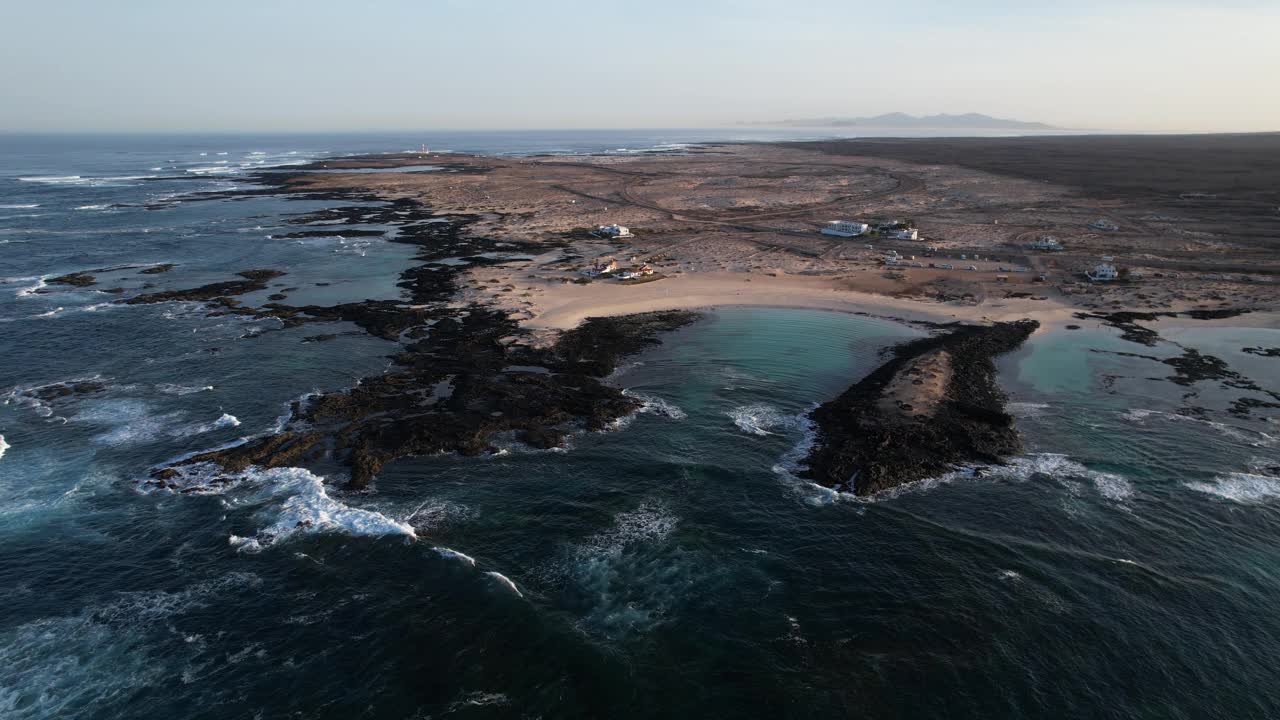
[433,546,477,566]
[0,435,8,462]
[143,464,420,551]
[728,403,806,436]
[1186,472,1280,504]
[485,571,523,597]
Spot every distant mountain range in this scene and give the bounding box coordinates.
[746,113,1057,130]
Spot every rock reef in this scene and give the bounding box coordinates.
[803,320,1039,496]
[137,169,698,492]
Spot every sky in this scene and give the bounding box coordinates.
[1,0,1277,133]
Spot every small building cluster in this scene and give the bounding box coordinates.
[1088,219,1120,232]
[596,224,632,238]
[875,220,919,240]
[1028,236,1064,251]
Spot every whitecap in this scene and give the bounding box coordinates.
[0,203,39,209]
[17,175,81,183]
[190,413,240,434]
[434,546,476,566]
[1186,472,1280,504]
[216,466,414,551]
[485,571,524,597]
[156,383,214,396]
[0,435,8,461]
[75,204,110,211]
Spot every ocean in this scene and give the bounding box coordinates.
[1,131,1279,719]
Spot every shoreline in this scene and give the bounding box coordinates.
[112,141,1279,488]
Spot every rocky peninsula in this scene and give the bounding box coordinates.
[802,320,1039,495]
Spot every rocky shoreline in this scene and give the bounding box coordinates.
[136,161,699,491]
[802,320,1039,496]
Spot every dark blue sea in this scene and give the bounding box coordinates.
[1,131,1279,719]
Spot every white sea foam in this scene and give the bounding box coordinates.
[434,546,477,566]
[625,390,687,420]
[1186,472,1280,503]
[156,383,214,396]
[447,692,510,712]
[1122,408,1275,447]
[18,174,155,186]
[0,572,260,717]
[15,276,47,298]
[2,374,108,420]
[75,204,110,210]
[18,175,81,183]
[561,501,683,636]
[74,399,185,446]
[191,413,240,434]
[0,203,39,209]
[728,403,804,436]
[0,435,8,461]
[216,466,415,551]
[485,571,524,597]
[578,502,677,558]
[802,452,1134,505]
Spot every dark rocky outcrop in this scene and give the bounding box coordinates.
[123,270,286,305]
[1074,309,1253,346]
[160,309,697,491]
[803,320,1038,496]
[47,272,97,288]
[139,264,175,275]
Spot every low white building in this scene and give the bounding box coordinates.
[886,228,919,240]
[821,220,869,237]
[597,224,632,238]
[1087,263,1119,281]
[1089,219,1120,231]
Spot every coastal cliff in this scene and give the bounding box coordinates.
[803,320,1038,495]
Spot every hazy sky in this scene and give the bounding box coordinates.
[2,0,1277,133]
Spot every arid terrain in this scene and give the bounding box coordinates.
[270,135,1280,333]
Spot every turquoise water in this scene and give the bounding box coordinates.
[2,134,1280,718]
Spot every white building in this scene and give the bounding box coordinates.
[886,228,919,240]
[1089,219,1120,231]
[1087,263,1119,281]
[597,224,632,238]
[1029,236,1064,251]
[821,220,869,237]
